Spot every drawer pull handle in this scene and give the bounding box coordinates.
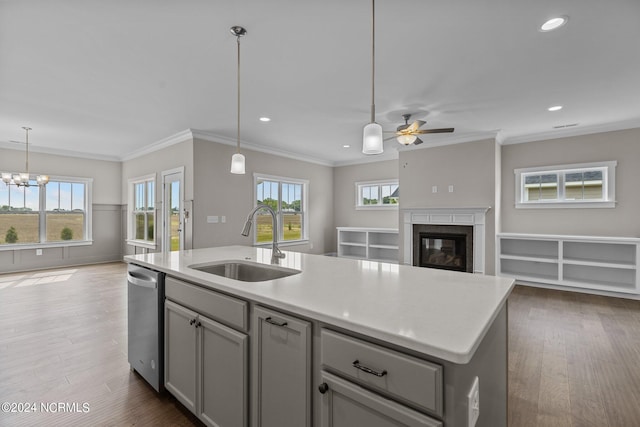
[265,317,288,328]
[353,360,387,377]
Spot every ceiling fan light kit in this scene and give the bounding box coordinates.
[362,0,384,155]
[230,25,247,174]
[1,127,49,187]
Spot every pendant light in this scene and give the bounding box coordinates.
[230,26,247,174]
[362,0,383,155]
[1,127,49,187]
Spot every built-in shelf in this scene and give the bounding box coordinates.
[498,233,640,295]
[337,227,399,264]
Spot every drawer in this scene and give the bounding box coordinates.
[165,276,247,331]
[320,329,443,417]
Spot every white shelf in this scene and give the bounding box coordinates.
[337,227,399,264]
[498,233,640,296]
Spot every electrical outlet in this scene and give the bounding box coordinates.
[221,216,226,223]
[468,376,480,427]
[432,185,438,193]
[36,249,43,256]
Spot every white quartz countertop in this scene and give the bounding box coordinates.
[125,246,515,364]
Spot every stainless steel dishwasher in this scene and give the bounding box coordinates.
[127,263,165,392]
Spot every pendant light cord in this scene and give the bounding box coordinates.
[24,127,31,174]
[371,0,376,124]
[236,35,241,154]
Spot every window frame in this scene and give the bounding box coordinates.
[253,173,309,246]
[0,175,93,250]
[355,179,399,210]
[514,161,616,209]
[127,173,156,249]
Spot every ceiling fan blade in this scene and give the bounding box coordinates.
[414,128,455,134]
[413,137,424,145]
[406,120,426,133]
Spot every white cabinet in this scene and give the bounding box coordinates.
[498,233,640,295]
[337,227,399,263]
[252,306,312,427]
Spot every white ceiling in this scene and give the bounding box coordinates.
[1,0,639,166]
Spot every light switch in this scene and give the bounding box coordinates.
[221,216,226,223]
[207,216,219,223]
[432,186,438,193]
[449,185,454,193]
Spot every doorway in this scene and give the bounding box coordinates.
[162,168,184,252]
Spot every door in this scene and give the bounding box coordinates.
[199,315,249,427]
[319,371,442,427]
[165,300,198,414]
[162,168,184,252]
[252,306,312,427]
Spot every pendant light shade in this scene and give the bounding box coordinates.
[363,122,384,154]
[362,0,383,155]
[230,153,245,174]
[230,25,247,174]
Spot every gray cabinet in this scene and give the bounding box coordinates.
[319,371,442,427]
[252,306,312,427]
[165,299,248,427]
[165,300,198,413]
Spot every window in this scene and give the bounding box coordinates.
[515,161,616,208]
[356,180,399,209]
[254,174,308,244]
[0,176,92,248]
[128,174,156,247]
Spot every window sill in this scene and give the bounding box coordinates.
[516,200,616,209]
[254,239,309,248]
[355,205,399,211]
[126,239,157,250]
[0,240,94,252]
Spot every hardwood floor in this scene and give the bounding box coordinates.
[1,263,639,426]
[508,285,640,427]
[0,262,201,426]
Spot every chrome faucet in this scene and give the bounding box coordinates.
[241,204,286,264]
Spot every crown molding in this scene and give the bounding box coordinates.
[500,118,640,145]
[0,140,121,162]
[119,129,193,161]
[191,130,335,167]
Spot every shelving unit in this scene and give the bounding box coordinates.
[337,227,399,263]
[498,233,640,295]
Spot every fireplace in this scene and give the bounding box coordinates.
[413,225,473,273]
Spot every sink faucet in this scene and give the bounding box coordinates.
[241,204,286,264]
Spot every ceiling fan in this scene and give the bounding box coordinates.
[384,114,454,146]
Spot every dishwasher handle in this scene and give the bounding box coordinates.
[128,273,157,289]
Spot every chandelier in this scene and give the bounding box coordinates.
[1,127,49,187]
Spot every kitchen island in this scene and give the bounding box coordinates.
[126,245,514,427]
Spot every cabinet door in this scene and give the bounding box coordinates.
[198,315,248,427]
[253,306,311,427]
[165,300,198,414]
[320,371,442,427]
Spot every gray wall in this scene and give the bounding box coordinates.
[0,148,123,273]
[192,138,334,255]
[121,139,195,255]
[333,160,399,232]
[501,127,640,237]
[398,139,498,274]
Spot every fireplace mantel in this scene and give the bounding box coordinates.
[402,207,490,274]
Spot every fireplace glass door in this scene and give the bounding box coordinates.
[419,233,467,272]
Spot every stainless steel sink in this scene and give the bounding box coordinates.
[188,260,300,282]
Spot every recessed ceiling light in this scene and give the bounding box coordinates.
[540,16,568,32]
[259,117,271,122]
[343,144,351,148]
[548,105,563,112]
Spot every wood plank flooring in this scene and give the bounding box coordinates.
[1,263,640,426]
[508,285,640,427]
